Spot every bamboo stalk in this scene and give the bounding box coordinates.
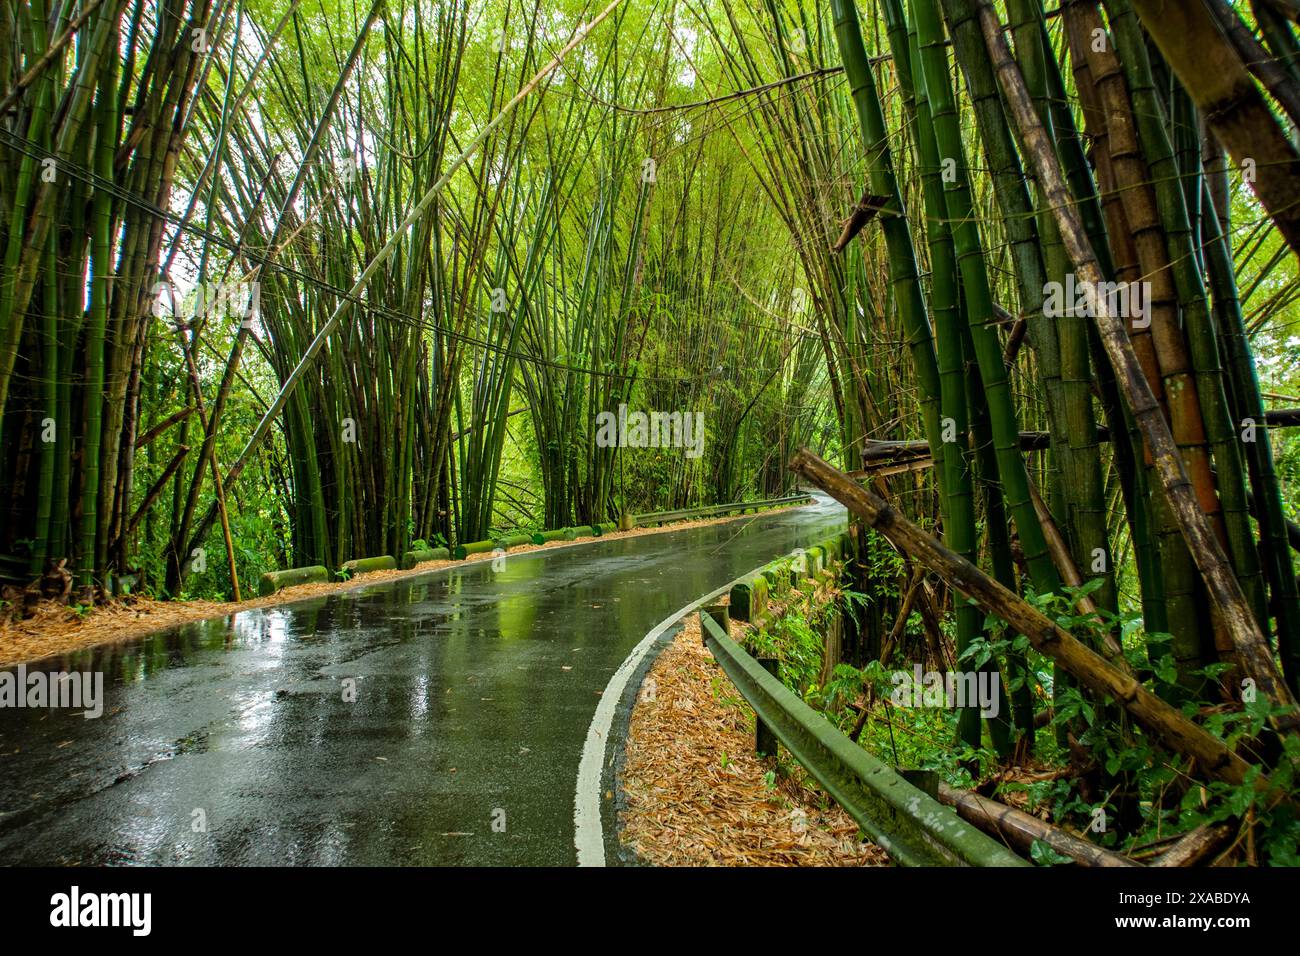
[1122,0,1300,260]
[1151,823,1235,867]
[912,0,1061,597]
[882,2,983,744]
[0,0,106,115]
[123,444,190,540]
[938,783,1139,866]
[180,0,628,575]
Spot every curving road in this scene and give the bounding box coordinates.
[0,496,844,866]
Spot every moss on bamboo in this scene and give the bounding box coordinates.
[530,529,575,545]
[401,548,450,569]
[341,555,397,575]
[258,565,330,596]
[454,540,496,560]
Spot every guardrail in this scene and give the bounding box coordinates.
[260,495,817,592]
[634,493,812,527]
[729,530,852,622]
[699,611,1029,867]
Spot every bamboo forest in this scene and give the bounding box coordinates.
[0,0,1299,890]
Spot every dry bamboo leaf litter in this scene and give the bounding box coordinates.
[0,506,805,668]
[618,614,888,867]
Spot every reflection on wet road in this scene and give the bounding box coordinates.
[0,496,844,865]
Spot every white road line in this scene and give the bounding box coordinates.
[573,580,736,867]
[574,497,839,865]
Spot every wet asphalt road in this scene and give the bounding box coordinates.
[0,496,844,866]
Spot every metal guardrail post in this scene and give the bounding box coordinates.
[900,769,939,799]
[701,604,729,647]
[699,611,1028,867]
[755,657,779,757]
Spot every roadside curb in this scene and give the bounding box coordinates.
[601,620,685,867]
[577,514,847,866]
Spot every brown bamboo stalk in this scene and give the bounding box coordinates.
[1067,12,1239,679]
[1072,6,1224,536]
[1063,11,1164,419]
[1151,823,1235,867]
[1126,0,1300,260]
[938,783,1140,866]
[122,444,189,539]
[1027,479,1129,667]
[1066,5,1231,681]
[879,564,924,668]
[134,405,197,448]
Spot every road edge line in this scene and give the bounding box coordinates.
[572,579,739,867]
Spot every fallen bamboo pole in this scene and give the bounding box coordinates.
[1150,823,1236,867]
[134,405,197,449]
[789,447,1253,785]
[937,783,1139,867]
[122,445,190,540]
[860,441,1122,659]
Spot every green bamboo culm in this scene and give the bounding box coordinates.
[910,0,1061,598]
[79,26,117,594]
[828,0,944,468]
[1000,0,1117,616]
[27,0,58,574]
[935,0,1084,736]
[887,2,982,746]
[1201,157,1300,694]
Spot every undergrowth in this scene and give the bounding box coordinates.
[746,566,1300,865]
